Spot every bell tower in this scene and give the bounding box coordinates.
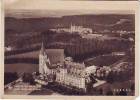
[39,42,51,75]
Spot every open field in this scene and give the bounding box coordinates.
[6,51,39,59]
[85,54,124,66]
[5,63,38,74]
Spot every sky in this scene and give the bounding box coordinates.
[4,0,135,17]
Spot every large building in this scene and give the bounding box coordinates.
[50,24,92,34]
[56,61,86,91]
[39,44,87,90]
[39,42,64,75]
[38,42,107,92]
[70,24,92,34]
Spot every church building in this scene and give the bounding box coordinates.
[39,42,64,77]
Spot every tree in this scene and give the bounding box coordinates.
[130,83,135,91]
[99,88,103,95]
[4,72,18,85]
[16,39,25,48]
[36,71,40,76]
[106,71,114,83]
[106,90,113,95]
[118,90,127,96]
[22,73,35,85]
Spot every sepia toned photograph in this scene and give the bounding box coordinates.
[67,0,138,1]
[2,0,138,98]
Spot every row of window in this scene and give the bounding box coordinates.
[56,74,85,89]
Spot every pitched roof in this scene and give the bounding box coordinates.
[44,49,65,64]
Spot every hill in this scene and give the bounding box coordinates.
[5,14,135,33]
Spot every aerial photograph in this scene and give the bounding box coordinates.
[4,0,135,96]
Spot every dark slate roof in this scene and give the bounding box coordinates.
[45,49,65,64]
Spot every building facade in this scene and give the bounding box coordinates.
[38,43,104,92]
[70,24,92,34]
[39,43,51,75]
[55,62,86,91]
[50,24,92,34]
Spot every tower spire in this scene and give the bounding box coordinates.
[40,41,45,55]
